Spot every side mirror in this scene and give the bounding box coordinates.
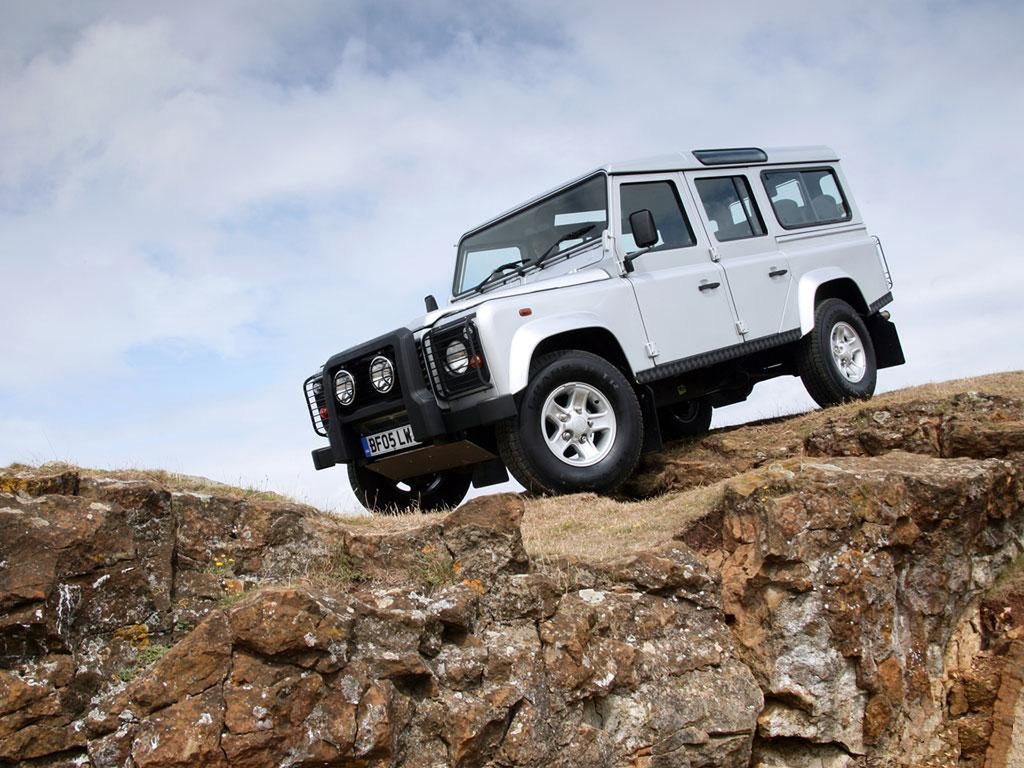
[629,209,658,249]
[623,210,659,273]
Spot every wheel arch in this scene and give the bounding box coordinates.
[507,315,632,394]
[798,269,870,335]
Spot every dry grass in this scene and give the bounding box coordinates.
[521,485,725,561]
[325,509,450,534]
[521,371,1024,561]
[705,370,1024,449]
[7,371,1021,566]
[3,461,299,504]
[1,460,455,535]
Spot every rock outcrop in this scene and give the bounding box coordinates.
[2,374,1024,767]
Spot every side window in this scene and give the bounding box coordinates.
[694,176,766,242]
[762,168,851,228]
[620,181,696,254]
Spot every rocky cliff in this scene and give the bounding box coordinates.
[3,372,1024,768]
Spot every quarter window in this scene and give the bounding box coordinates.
[620,181,695,254]
[762,168,851,228]
[694,176,766,242]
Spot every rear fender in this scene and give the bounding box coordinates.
[798,268,864,335]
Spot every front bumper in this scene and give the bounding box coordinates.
[310,327,516,470]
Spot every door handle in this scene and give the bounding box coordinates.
[768,268,789,278]
[698,281,721,292]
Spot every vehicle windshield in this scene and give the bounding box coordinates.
[453,174,607,295]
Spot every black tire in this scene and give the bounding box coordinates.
[659,398,713,441]
[497,350,643,495]
[798,298,877,407]
[348,463,471,515]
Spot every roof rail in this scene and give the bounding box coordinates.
[692,148,768,166]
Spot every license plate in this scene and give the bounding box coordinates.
[361,424,420,458]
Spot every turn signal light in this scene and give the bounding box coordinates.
[319,407,329,423]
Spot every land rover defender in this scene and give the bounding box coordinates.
[303,147,905,513]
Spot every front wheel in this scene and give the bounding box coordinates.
[348,463,472,515]
[497,350,643,496]
[798,298,877,407]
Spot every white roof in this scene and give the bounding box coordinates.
[461,146,839,240]
[600,145,838,174]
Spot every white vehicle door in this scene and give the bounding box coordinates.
[614,174,742,370]
[684,170,793,340]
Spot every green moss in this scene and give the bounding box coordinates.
[116,643,170,682]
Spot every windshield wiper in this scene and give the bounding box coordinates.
[467,224,599,295]
[469,258,529,293]
[527,224,598,269]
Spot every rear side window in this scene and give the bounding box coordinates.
[762,168,851,228]
[620,181,695,254]
[694,176,766,242]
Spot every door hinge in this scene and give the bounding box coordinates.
[709,246,720,262]
[645,341,660,359]
[736,320,749,336]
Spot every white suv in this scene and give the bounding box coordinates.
[304,147,904,514]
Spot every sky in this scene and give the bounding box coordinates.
[2,1,1023,512]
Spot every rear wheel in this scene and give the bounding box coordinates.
[348,463,472,515]
[497,350,643,495]
[798,298,877,407]
[659,398,713,440]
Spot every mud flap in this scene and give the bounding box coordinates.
[866,314,906,369]
[636,385,664,454]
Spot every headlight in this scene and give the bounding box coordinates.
[369,355,395,393]
[334,369,355,406]
[444,340,470,376]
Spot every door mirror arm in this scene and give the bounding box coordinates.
[623,246,653,274]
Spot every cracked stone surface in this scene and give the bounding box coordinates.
[2,383,1024,767]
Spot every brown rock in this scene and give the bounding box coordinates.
[697,451,1024,765]
[128,611,233,714]
[131,688,227,768]
[0,465,80,496]
[441,492,530,580]
[354,680,396,759]
[227,587,350,661]
[4,380,1024,767]
[987,638,1024,768]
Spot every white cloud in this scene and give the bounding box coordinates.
[2,1,1023,509]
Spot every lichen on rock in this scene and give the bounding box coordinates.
[2,373,1024,767]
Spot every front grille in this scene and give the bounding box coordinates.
[304,371,328,436]
[330,346,404,413]
[417,340,434,396]
[422,318,491,399]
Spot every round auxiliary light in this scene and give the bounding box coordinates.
[334,369,355,406]
[369,355,395,393]
[445,339,470,376]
